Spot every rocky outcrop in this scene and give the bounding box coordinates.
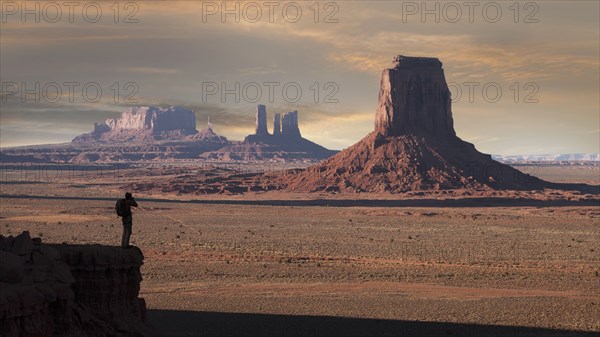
[273,113,282,137]
[244,106,306,143]
[109,106,196,132]
[279,55,552,193]
[215,105,336,161]
[72,106,229,144]
[375,55,455,138]
[53,243,148,335]
[74,106,197,143]
[281,111,301,139]
[0,232,151,337]
[245,105,271,143]
[255,105,269,136]
[188,117,229,145]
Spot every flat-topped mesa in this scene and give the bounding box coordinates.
[375,55,456,138]
[255,104,269,136]
[105,106,197,132]
[281,110,301,139]
[73,106,232,144]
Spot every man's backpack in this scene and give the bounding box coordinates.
[115,199,126,217]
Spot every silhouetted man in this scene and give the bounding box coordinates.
[116,192,138,248]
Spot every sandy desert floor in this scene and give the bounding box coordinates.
[0,164,598,336]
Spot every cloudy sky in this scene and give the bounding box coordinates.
[1,1,598,155]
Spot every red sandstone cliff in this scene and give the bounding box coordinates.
[0,231,152,337]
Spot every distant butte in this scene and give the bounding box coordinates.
[278,55,558,193]
[375,55,455,138]
[73,106,228,144]
[0,106,232,163]
[245,105,303,144]
[201,104,337,161]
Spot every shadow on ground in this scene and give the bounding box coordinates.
[147,310,597,337]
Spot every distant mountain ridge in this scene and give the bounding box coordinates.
[493,153,600,162]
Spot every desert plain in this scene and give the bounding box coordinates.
[0,163,598,336]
